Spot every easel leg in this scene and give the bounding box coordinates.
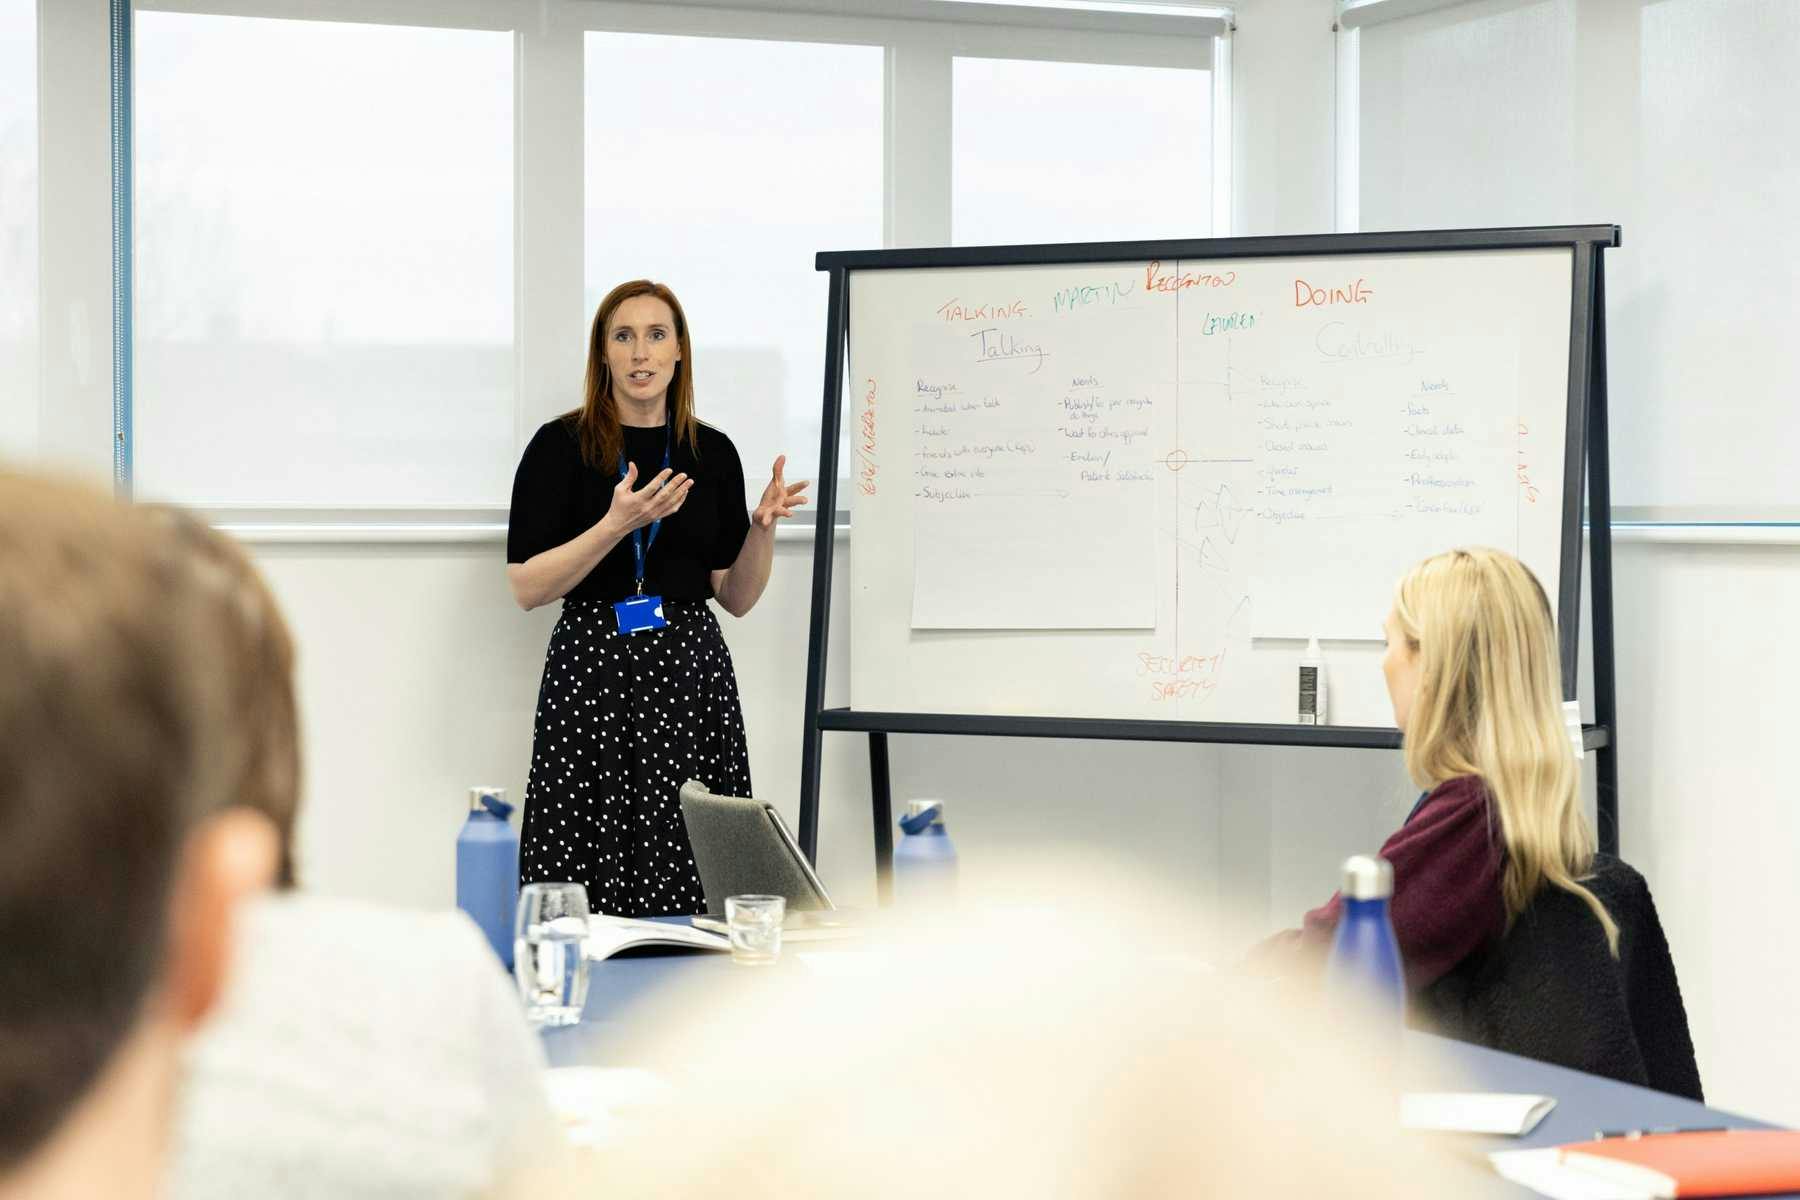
[1588,250,1620,858]
[870,732,893,905]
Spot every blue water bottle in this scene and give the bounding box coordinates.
[456,786,520,970]
[894,799,958,905]
[1324,854,1405,1033]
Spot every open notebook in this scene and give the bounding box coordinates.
[584,915,727,960]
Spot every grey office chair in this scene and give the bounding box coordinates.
[678,779,833,915]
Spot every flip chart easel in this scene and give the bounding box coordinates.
[795,227,1621,900]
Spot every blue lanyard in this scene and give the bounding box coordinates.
[618,422,672,595]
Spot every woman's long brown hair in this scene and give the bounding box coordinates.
[570,280,700,471]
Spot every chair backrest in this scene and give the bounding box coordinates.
[678,780,832,915]
[1418,853,1704,1101]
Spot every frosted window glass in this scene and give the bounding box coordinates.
[953,57,1212,246]
[1614,0,1800,512]
[583,33,883,503]
[135,14,514,506]
[1358,0,1576,231]
[0,0,36,459]
[1357,0,1800,512]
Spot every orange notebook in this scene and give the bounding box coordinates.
[1559,1130,1800,1198]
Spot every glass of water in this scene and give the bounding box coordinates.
[515,882,591,1026]
[725,894,785,965]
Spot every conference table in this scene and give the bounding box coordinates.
[541,946,1788,1196]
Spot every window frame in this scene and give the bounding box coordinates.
[105,0,1230,539]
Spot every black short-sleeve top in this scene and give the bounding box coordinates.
[506,416,752,604]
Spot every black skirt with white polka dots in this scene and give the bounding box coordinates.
[518,597,752,918]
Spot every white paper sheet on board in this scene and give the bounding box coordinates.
[907,314,1158,630]
[911,493,1157,629]
[1246,335,1522,640]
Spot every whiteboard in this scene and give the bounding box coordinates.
[846,247,1573,728]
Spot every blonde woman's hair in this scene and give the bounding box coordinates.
[1393,547,1618,954]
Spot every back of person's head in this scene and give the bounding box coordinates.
[1392,546,1615,949]
[137,503,304,886]
[539,859,1485,1200]
[0,473,291,1179]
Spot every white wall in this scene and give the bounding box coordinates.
[1609,538,1800,1127]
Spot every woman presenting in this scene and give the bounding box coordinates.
[505,280,807,917]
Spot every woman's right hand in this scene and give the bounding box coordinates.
[603,463,693,535]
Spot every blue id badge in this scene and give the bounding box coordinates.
[613,594,667,635]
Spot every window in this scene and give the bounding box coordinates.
[134,13,514,506]
[0,0,35,459]
[1346,0,1800,516]
[583,31,883,504]
[1355,0,1576,231]
[953,56,1213,246]
[115,3,1222,521]
[1619,0,1800,515]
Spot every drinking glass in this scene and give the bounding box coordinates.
[515,882,591,1026]
[725,894,785,965]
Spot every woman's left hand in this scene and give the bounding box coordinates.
[752,455,810,528]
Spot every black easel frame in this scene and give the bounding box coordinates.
[798,226,1622,897]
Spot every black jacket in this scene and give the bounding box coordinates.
[1416,853,1704,1101]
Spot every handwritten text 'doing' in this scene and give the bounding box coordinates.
[1294,278,1374,307]
[936,298,1027,322]
[1145,261,1237,293]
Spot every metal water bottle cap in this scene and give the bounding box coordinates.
[1341,854,1393,900]
[469,786,507,813]
[904,799,944,826]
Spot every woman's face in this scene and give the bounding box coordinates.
[606,295,681,409]
[1382,607,1421,732]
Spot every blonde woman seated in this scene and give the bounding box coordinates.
[1265,547,1616,991]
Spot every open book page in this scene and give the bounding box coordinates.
[1401,1092,1556,1136]
[584,915,728,960]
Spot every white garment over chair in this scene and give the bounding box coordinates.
[165,893,555,1200]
